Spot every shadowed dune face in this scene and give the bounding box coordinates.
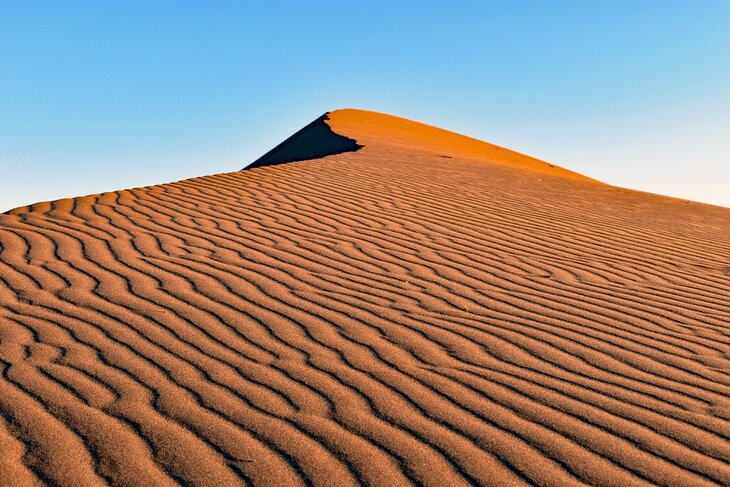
[245,114,362,170]
[1,110,730,486]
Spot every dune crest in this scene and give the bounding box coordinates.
[247,109,595,182]
[0,110,729,486]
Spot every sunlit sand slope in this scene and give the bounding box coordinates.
[1,109,729,486]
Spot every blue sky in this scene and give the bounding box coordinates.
[2,1,729,211]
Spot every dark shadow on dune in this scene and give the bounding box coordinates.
[243,113,362,170]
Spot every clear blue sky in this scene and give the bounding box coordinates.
[2,1,729,211]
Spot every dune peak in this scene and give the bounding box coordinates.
[246,108,596,182]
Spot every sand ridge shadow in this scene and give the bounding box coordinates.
[243,113,362,170]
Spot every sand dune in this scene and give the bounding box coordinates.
[1,109,729,486]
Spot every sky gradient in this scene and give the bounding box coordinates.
[2,1,729,211]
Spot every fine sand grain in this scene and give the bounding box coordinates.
[0,109,729,486]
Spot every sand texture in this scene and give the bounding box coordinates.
[1,109,729,486]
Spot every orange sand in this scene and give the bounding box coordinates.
[0,109,729,486]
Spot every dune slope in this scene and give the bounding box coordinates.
[1,109,729,486]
